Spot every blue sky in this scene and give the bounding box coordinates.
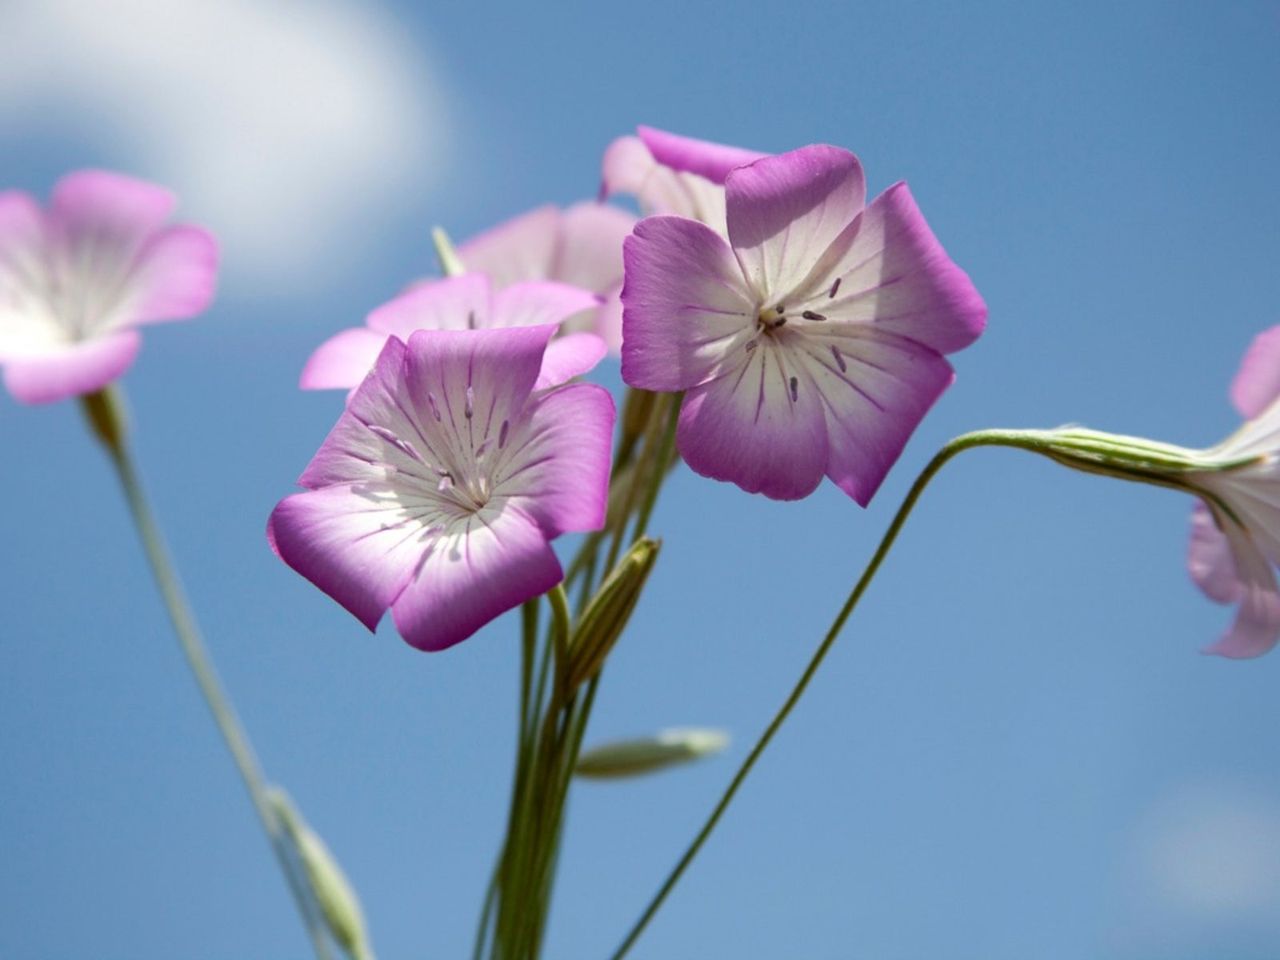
[2,1,1280,957]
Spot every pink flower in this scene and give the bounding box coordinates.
[300,272,605,394]
[601,126,766,236]
[620,143,986,503]
[1186,326,1280,658]
[457,203,636,354]
[0,170,217,404]
[270,324,615,651]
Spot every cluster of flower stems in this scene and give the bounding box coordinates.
[80,381,1210,959]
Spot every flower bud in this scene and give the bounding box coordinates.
[620,387,659,454]
[268,788,373,960]
[567,538,660,690]
[576,728,729,779]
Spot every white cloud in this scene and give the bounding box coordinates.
[1132,782,1280,920]
[0,0,452,291]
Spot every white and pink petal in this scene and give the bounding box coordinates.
[390,504,563,652]
[725,145,866,302]
[1200,515,1280,659]
[535,332,607,389]
[366,273,491,338]
[497,382,615,535]
[800,183,986,354]
[554,203,634,293]
[636,126,767,185]
[621,215,755,392]
[458,205,560,288]
[268,482,436,632]
[491,281,599,330]
[125,225,219,325]
[299,327,391,391]
[795,329,955,506]
[677,341,829,501]
[3,330,140,404]
[1230,325,1280,420]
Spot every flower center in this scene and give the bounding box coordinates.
[757,303,788,334]
[756,302,829,337]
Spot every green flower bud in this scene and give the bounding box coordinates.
[576,728,729,779]
[268,788,373,960]
[567,538,660,690]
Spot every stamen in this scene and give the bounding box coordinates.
[498,420,510,449]
[830,344,847,373]
[364,423,424,463]
[801,310,827,322]
[828,278,841,298]
[467,310,477,330]
[474,438,491,461]
[772,317,787,329]
[366,424,400,445]
[789,375,798,402]
[465,385,474,419]
[427,392,442,421]
[744,339,758,354]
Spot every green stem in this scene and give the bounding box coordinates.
[607,428,1050,959]
[630,395,680,545]
[474,601,542,960]
[81,388,331,960]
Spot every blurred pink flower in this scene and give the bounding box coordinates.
[1186,326,1280,658]
[621,143,986,503]
[0,170,217,404]
[301,272,605,394]
[457,203,635,354]
[271,324,615,651]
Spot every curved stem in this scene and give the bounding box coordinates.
[81,387,331,960]
[607,429,1040,960]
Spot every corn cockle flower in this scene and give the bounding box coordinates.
[456,203,635,354]
[0,170,217,404]
[270,323,615,651]
[621,144,987,503]
[1184,326,1280,658]
[601,126,766,236]
[300,272,605,394]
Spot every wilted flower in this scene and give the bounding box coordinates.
[1185,326,1280,658]
[0,170,217,403]
[300,272,604,394]
[457,203,635,353]
[621,143,986,503]
[271,324,615,651]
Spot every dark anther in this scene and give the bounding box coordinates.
[830,345,847,373]
[498,420,510,448]
[801,310,827,322]
[828,278,841,298]
[789,375,798,402]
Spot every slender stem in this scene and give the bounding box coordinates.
[474,601,542,960]
[607,429,1041,959]
[603,394,672,574]
[80,387,331,960]
[630,395,680,545]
